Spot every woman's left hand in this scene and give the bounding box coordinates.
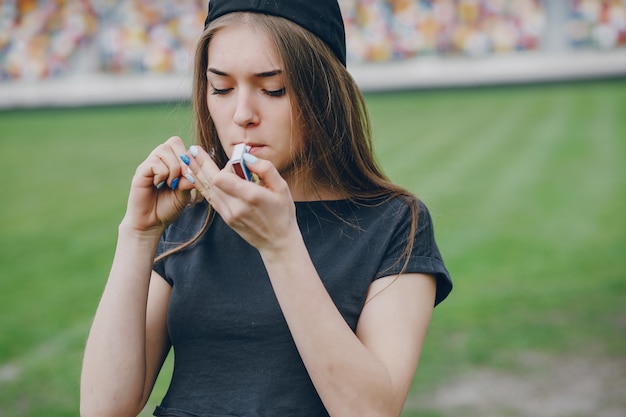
[182,145,298,252]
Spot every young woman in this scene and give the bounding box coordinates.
[80,1,452,416]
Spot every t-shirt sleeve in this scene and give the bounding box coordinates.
[153,227,173,286]
[376,200,452,306]
[152,202,210,287]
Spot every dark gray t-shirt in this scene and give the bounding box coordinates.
[153,197,452,417]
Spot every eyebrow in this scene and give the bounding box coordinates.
[207,68,283,78]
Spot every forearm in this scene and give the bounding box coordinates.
[260,232,399,417]
[80,223,161,416]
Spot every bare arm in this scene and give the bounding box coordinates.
[80,231,171,417]
[261,230,436,417]
[81,137,193,417]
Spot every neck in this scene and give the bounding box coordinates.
[285,172,346,202]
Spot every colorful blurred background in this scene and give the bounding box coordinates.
[1,0,626,106]
[1,0,626,80]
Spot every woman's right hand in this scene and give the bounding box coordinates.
[121,136,195,235]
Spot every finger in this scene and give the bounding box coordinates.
[186,145,221,177]
[131,154,165,190]
[241,153,288,193]
[165,135,189,154]
[153,137,189,189]
[148,155,170,189]
[164,136,190,173]
[210,163,274,221]
[180,145,221,203]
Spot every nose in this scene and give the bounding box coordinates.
[233,89,260,127]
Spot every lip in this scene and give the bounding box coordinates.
[243,143,264,154]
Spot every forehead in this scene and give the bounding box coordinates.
[207,23,283,70]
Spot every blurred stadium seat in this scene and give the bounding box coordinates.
[0,0,625,107]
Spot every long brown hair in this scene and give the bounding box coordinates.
[157,12,419,271]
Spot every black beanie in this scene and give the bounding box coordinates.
[204,0,347,66]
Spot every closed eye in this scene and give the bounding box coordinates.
[210,85,232,95]
[265,87,286,97]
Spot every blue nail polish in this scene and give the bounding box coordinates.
[242,153,258,164]
[180,154,190,165]
[190,145,199,157]
[156,181,165,189]
[185,174,196,184]
[171,177,179,190]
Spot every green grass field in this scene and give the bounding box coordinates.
[1,79,624,417]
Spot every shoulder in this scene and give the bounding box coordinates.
[371,195,453,306]
[360,195,428,233]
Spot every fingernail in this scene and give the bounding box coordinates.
[243,153,257,164]
[156,181,165,189]
[171,177,179,190]
[180,154,190,165]
[185,167,196,184]
[189,145,199,157]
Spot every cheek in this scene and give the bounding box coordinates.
[289,133,305,160]
[284,110,303,153]
[207,96,221,117]
[207,99,229,129]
